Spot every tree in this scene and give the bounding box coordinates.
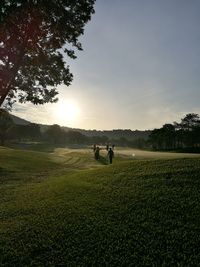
[44,124,66,144]
[0,0,95,107]
[149,113,200,151]
[149,128,164,150]
[66,130,88,144]
[129,138,146,149]
[90,135,109,145]
[0,108,13,145]
[175,113,200,147]
[162,124,176,149]
[10,123,41,141]
[193,125,200,148]
[148,124,175,150]
[179,113,200,131]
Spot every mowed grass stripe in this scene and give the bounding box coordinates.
[1,147,200,266]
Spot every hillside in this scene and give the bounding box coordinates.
[10,114,31,125]
[10,114,151,140]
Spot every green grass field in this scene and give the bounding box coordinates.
[1,146,200,266]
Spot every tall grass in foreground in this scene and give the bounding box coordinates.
[1,147,200,266]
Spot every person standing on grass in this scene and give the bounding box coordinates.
[95,146,100,160]
[108,147,114,164]
[93,144,96,152]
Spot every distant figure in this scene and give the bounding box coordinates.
[93,144,96,152]
[108,147,114,164]
[106,144,109,151]
[112,144,115,150]
[95,146,100,160]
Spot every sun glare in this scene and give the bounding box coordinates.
[54,100,80,126]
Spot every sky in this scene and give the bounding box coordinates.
[13,0,200,130]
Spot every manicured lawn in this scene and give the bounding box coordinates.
[1,147,200,266]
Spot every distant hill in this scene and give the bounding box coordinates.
[10,114,31,125]
[10,114,151,140]
[63,127,151,141]
[10,114,51,132]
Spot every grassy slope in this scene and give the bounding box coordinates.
[1,147,200,266]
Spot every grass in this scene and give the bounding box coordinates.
[1,146,200,266]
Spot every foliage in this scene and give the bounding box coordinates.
[149,113,200,151]
[90,135,109,145]
[66,130,88,144]
[179,113,200,131]
[78,128,151,141]
[43,126,88,145]
[0,0,95,107]
[0,108,13,144]
[9,123,41,141]
[43,124,66,144]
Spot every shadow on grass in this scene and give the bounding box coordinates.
[98,155,109,165]
[0,167,12,175]
[0,167,17,182]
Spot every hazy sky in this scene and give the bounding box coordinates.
[13,0,200,130]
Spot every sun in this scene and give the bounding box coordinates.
[54,100,80,125]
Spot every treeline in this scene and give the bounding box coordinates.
[148,113,200,151]
[75,128,151,141]
[0,109,149,148]
[0,112,87,146]
[0,110,42,145]
[2,109,199,152]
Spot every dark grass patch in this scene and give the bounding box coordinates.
[7,142,57,153]
[98,155,109,165]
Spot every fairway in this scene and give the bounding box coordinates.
[51,146,200,165]
[1,146,200,266]
[116,148,200,160]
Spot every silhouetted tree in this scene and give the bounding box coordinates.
[28,123,41,140]
[10,123,41,141]
[180,113,200,131]
[0,108,13,145]
[44,124,66,144]
[66,130,88,144]
[149,128,163,150]
[0,0,95,107]
[162,124,176,149]
[149,124,175,150]
[193,126,200,148]
[129,138,146,149]
[175,113,200,148]
[149,113,200,150]
[90,135,109,145]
